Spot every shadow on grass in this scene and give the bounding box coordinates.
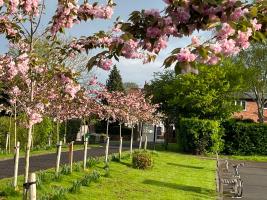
[167,163,204,170]
[143,179,214,195]
[119,161,132,168]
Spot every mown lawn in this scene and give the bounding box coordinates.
[0,151,216,200]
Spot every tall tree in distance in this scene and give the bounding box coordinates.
[106,66,125,92]
[235,43,267,123]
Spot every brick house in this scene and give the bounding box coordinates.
[233,94,267,122]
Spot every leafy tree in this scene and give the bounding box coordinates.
[106,65,125,92]
[146,61,246,122]
[235,43,267,123]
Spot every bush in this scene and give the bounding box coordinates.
[178,118,223,155]
[222,120,267,155]
[132,150,153,169]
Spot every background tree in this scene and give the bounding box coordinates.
[123,82,139,91]
[235,43,267,123]
[106,65,125,92]
[145,61,246,145]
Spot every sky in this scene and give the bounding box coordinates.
[0,0,211,87]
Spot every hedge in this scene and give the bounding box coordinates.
[222,120,267,155]
[177,118,223,155]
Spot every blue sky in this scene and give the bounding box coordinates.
[0,0,211,86]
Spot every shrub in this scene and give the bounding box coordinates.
[222,120,267,155]
[132,150,153,169]
[178,118,223,155]
[60,165,71,175]
[86,157,100,168]
[69,180,82,193]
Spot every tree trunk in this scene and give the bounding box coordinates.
[14,102,17,148]
[139,122,143,149]
[56,121,59,143]
[105,137,110,164]
[153,125,156,150]
[106,119,109,137]
[83,138,88,170]
[130,125,134,155]
[24,124,33,184]
[13,141,20,188]
[119,123,122,159]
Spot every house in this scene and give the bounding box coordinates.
[233,93,267,122]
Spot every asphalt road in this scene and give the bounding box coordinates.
[0,145,124,179]
[224,160,267,200]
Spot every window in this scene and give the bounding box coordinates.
[264,102,267,109]
[235,100,246,111]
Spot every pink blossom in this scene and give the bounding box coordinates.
[65,83,80,98]
[98,58,113,70]
[191,36,200,46]
[88,76,98,86]
[144,9,160,18]
[217,23,235,39]
[210,43,222,54]
[10,86,21,96]
[219,39,240,56]
[177,48,197,62]
[250,18,262,31]
[146,27,162,38]
[0,0,4,7]
[236,28,252,49]
[230,7,249,21]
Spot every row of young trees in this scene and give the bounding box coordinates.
[0,0,266,194]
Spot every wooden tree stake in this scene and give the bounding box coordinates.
[13,141,20,188]
[83,138,88,170]
[55,141,62,175]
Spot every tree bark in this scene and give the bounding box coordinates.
[130,125,134,155]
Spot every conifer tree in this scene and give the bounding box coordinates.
[106,65,125,92]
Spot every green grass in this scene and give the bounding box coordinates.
[0,144,102,160]
[0,151,216,200]
[221,155,267,162]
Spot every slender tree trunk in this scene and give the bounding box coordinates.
[119,123,122,159]
[24,124,33,184]
[153,125,157,150]
[56,121,59,143]
[31,125,34,149]
[83,138,88,170]
[14,102,17,148]
[64,120,67,144]
[130,124,134,155]
[139,122,143,149]
[106,119,109,137]
[13,141,20,188]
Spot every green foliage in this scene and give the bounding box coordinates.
[69,180,82,193]
[222,120,267,155]
[106,65,125,92]
[86,157,100,168]
[64,119,81,143]
[40,186,67,200]
[60,165,71,175]
[73,163,82,172]
[132,150,153,169]
[234,43,267,123]
[0,182,20,197]
[178,118,223,155]
[145,62,246,123]
[33,117,53,147]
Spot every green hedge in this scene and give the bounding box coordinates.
[222,120,267,155]
[178,118,223,155]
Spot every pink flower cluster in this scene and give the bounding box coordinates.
[51,2,114,36]
[177,48,197,63]
[98,58,113,70]
[21,0,39,16]
[78,3,113,19]
[51,2,79,36]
